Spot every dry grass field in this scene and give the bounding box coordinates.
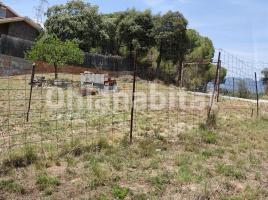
[0,73,267,200]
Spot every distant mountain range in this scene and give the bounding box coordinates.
[207,77,266,94]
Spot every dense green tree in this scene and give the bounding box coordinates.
[25,34,84,79]
[261,68,268,94]
[43,1,223,90]
[186,29,214,63]
[153,11,188,80]
[115,9,154,57]
[182,29,226,91]
[99,14,118,55]
[45,0,102,52]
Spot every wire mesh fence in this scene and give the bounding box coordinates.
[0,48,267,156]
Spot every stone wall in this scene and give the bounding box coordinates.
[0,54,32,76]
[0,54,133,76]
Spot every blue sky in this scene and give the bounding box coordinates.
[3,0,268,64]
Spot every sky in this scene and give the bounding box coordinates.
[2,0,268,65]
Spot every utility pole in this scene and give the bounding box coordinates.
[34,0,48,25]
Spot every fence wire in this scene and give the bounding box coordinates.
[0,48,267,155]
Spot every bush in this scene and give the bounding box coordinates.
[2,145,38,168]
[0,179,25,194]
[176,153,192,166]
[98,194,109,200]
[177,165,194,183]
[201,130,217,144]
[149,171,172,192]
[205,106,218,129]
[87,138,111,153]
[138,139,156,158]
[132,193,148,200]
[216,164,245,180]
[89,162,112,189]
[112,184,129,199]
[36,174,60,191]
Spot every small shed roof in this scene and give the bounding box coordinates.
[0,2,41,31]
[0,16,41,31]
[0,2,21,17]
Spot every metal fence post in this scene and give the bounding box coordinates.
[26,63,36,122]
[232,77,235,97]
[130,50,137,144]
[254,72,259,117]
[208,52,221,118]
[216,60,222,102]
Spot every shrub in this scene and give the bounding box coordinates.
[96,138,111,151]
[24,145,38,164]
[98,194,109,200]
[216,164,245,180]
[222,196,243,200]
[150,172,172,192]
[112,184,129,199]
[176,153,192,166]
[206,110,218,129]
[0,179,25,194]
[133,193,148,200]
[138,139,156,158]
[177,166,194,183]
[201,150,213,158]
[36,174,60,191]
[201,130,217,144]
[2,145,38,168]
[89,138,111,153]
[89,162,112,189]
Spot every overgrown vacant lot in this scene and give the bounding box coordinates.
[0,74,267,199]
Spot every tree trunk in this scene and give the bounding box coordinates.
[54,64,58,80]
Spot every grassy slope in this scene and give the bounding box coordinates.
[0,74,267,199]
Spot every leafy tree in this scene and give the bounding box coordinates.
[25,34,84,79]
[186,29,214,63]
[43,1,221,89]
[153,11,188,80]
[116,9,154,57]
[207,64,227,83]
[45,0,102,52]
[182,29,227,91]
[261,68,268,94]
[99,15,118,55]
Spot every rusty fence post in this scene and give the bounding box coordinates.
[130,50,137,144]
[208,51,221,118]
[254,72,259,117]
[26,63,36,122]
[216,60,221,102]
